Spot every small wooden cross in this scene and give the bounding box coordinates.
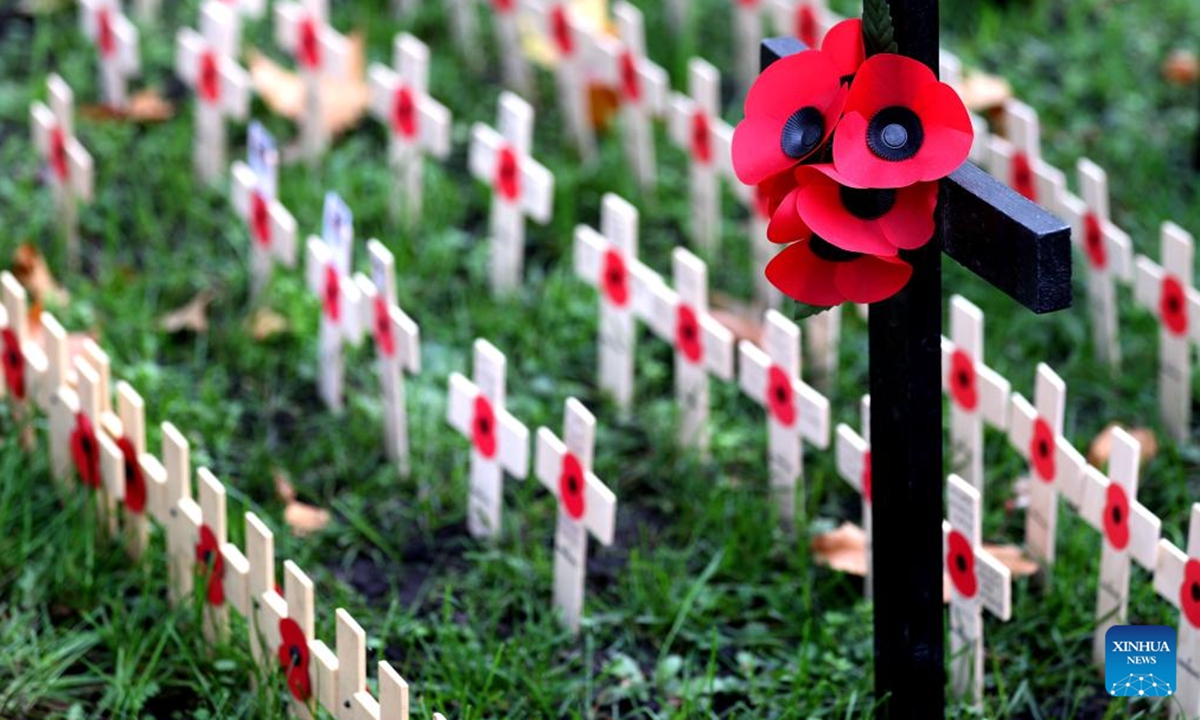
[195,468,230,642]
[736,309,830,525]
[220,512,252,619]
[275,0,350,162]
[232,122,298,298]
[835,395,872,597]
[176,1,252,184]
[80,0,140,110]
[986,99,1066,214]
[468,92,555,295]
[1133,222,1199,443]
[607,1,667,189]
[1058,159,1133,369]
[572,193,656,414]
[803,309,841,394]
[483,0,533,94]
[48,354,96,488]
[1,272,50,442]
[335,608,406,720]
[368,33,452,227]
[667,58,736,254]
[733,0,770,92]
[740,179,783,309]
[355,240,422,477]
[30,75,94,267]
[944,473,1012,705]
[100,381,151,556]
[158,421,202,606]
[534,398,617,633]
[1153,502,1200,718]
[305,192,363,413]
[245,511,281,669]
[216,0,266,18]
[643,247,735,453]
[1078,426,1161,666]
[441,0,483,71]
[940,294,1011,494]
[768,0,836,49]
[447,339,530,539]
[1007,363,1085,568]
[531,1,599,160]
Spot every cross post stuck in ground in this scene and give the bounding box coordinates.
[761,3,1071,711]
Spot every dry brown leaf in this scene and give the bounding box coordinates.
[248,307,289,341]
[960,70,1011,112]
[1163,49,1199,86]
[12,243,69,317]
[158,289,216,334]
[1087,423,1158,468]
[811,522,869,577]
[710,291,764,345]
[274,470,297,503]
[284,501,330,536]
[981,544,1039,578]
[81,89,175,123]
[249,33,369,139]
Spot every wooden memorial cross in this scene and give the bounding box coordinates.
[940,294,1010,494]
[356,240,422,477]
[368,33,452,227]
[760,10,1071,712]
[447,339,530,539]
[258,559,336,717]
[158,421,204,607]
[1153,502,1200,717]
[80,0,140,111]
[468,92,555,295]
[232,122,298,298]
[608,1,667,189]
[943,473,1012,704]
[245,511,282,668]
[1007,363,1085,568]
[1058,159,1133,368]
[31,75,94,266]
[986,99,1066,213]
[737,309,830,524]
[483,0,533,94]
[305,192,363,413]
[572,193,656,414]
[534,398,617,633]
[769,0,835,49]
[177,1,252,184]
[835,395,872,597]
[90,377,153,558]
[1079,426,1161,666]
[668,58,736,254]
[275,0,350,162]
[0,272,50,439]
[217,0,266,18]
[194,468,232,641]
[1133,222,1199,443]
[733,0,770,92]
[335,609,413,719]
[643,247,735,454]
[533,1,598,160]
[742,176,783,309]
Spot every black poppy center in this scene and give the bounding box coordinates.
[957,371,970,388]
[1192,582,1200,603]
[775,385,787,402]
[203,549,214,568]
[1169,294,1181,312]
[289,645,303,668]
[479,418,490,434]
[5,348,17,367]
[839,186,897,221]
[567,473,579,494]
[1111,506,1123,524]
[608,268,623,285]
[81,435,93,457]
[682,323,696,340]
[867,106,924,162]
[955,554,967,573]
[124,457,137,478]
[1037,440,1049,459]
[808,235,863,263]
[781,106,825,160]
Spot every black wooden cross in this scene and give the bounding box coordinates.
[759,2,1072,716]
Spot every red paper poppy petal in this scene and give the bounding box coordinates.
[766,189,812,244]
[758,170,799,214]
[877,182,938,250]
[765,241,845,307]
[820,19,865,78]
[794,171,898,256]
[835,255,913,304]
[1182,560,1200,628]
[732,115,796,186]
[843,54,937,117]
[744,50,842,119]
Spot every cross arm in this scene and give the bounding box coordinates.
[761,37,1072,314]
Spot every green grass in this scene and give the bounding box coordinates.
[0,0,1198,717]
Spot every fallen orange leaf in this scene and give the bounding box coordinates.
[248,33,369,141]
[158,289,216,334]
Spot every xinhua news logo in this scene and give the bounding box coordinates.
[1105,625,1176,697]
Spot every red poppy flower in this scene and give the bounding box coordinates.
[766,236,912,307]
[619,51,640,102]
[692,111,712,165]
[373,296,395,358]
[601,250,629,308]
[766,365,796,427]
[946,529,977,599]
[1160,275,1188,337]
[116,436,146,514]
[195,525,225,606]
[676,305,703,364]
[323,265,340,322]
[1010,153,1037,202]
[492,0,514,11]
[472,395,497,459]
[98,9,115,57]
[3,328,25,400]
[948,349,978,411]
[199,51,220,104]
[251,190,271,247]
[732,50,845,185]
[1103,483,1130,551]
[71,413,101,489]
[298,17,321,69]
[861,450,872,504]
[495,146,521,203]
[1181,559,1200,629]
[392,85,416,139]
[790,166,937,254]
[793,2,819,48]
[559,452,585,520]
[1030,417,1056,482]
[550,5,574,56]
[821,19,865,80]
[1083,213,1106,270]
[278,618,312,702]
[49,126,69,183]
[833,54,973,189]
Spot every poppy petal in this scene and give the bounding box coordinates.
[766,188,812,244]
[876,181,938,250]
[744,49,842,119]
[732,115,795,185]
[835,255,913,303]
[820,19,865,78]
[765,240,844,307]
[793,169,898,256]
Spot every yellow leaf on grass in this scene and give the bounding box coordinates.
[247,307,289,341]
[81,89,175,123]
[812,521,868,577]
[249,33,369,139]
[158,289,216,334]
[12,243,69,319]
[1087,423,1158,469]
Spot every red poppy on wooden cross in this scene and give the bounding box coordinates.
[1007,363,1086,568]
[152,421,206,607]
[334,609,413,720]
[447,339,530,539]
[737,309,830,525]
[835,396,872,597]
[232,123,298,299]
[986,99,1066,215]
[468,92,555,295]
[80,0,140,110]
[304,192,363,413]
[1153,503,1200,718]
[944,473,1012,705]
[275,0,350,161]
[368,33,452,227]
[1078,427,1161,667]
[101,381,153,557]
[0,274,50,426]
[176,2,251,184]
[1134,222,1200,443]
[530,0,601,159]
[1058,159,1133,369]
[643,248,735,454]
[192,469,232,642]
[257,560,336,716]
[534,398,617,634]
[30,75,94,265]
